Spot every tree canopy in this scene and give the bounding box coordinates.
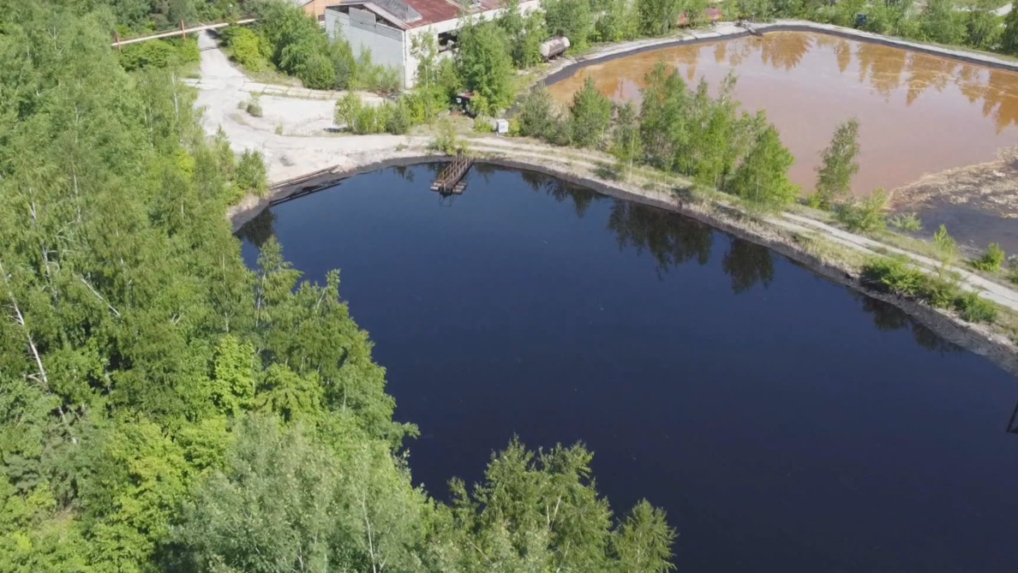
[0,2,677,572]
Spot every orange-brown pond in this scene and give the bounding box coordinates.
[547,32,1018,195]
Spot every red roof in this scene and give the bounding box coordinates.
[403,0,500,28]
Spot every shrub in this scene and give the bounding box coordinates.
[954,292,997,323]
[236,150,268,196]
[473,116,495,133]
[430,119,468,155]
[973,243,1006,272]
[224,27,271,71]
[835,189,888,232]
[119,39,198,70]
[888,212,923,233]
[917,273,959,309]
[862,257,926,297]
[933,224,957,264]
[246,97,264,118]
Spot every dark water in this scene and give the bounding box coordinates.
[240,163,1018,572]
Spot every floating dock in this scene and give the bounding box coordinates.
[431,155,473,195]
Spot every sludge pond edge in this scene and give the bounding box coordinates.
[234,155,1018,378]
[538,21,1018,88]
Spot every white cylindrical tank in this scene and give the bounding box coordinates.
[539,36,571,61]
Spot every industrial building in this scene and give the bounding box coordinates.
[321,0,539,88]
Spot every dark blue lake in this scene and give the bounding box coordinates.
[240,163,1018,572]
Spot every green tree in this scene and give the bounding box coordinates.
[920,0,965,44]
[544,0,595,48]
[569,77,614,149]
[498,0,547,67]
[966,0,1002,49]
[456,20,517,114]
[172,414,430,573]
[815,118,861,208]
[612,102,643,179]
[637,0,685,36]
[1001,3,1018,54]
[517,87,561,140]
[237,150,269,196]
[728,115,798,207]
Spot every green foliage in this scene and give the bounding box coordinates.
[237,150,269,196]
[637,0,685,36]
[955,291,998,322]
[596,0,641,41]
[173,414,429,573]
[727,116,798,207]
[1,4,679,573]
[861,257,998,323]
[611,101,643,178]
[1003,4,1018,54]
[246,95,264,117]
[430,119,469,154]
[973,243,1006,272]
[544,0,595,48]
[889,212,923,233]
[863,257,937,299]
[439,439,677,573]
[835,188,888,232]
[352,48,403,93]
[517,88,561,139]
[221,27,272,71]
[919,0,966,44]
[815,118,860,208]
[569,77,614,149]
[498,0,548,67]
[120,38,200,71]
[328,38,358,89]
[334,93,418,135]
[456,20,517,114]
[966,0,1002,49]
[934,224,958,264]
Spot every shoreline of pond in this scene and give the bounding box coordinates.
[233,149,1018,379]
[538,19,1018,90]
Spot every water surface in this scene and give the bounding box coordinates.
[547,32,1018,194]
[241,164,1018,572]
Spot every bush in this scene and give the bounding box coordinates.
[835,189,887,232]
[888,212,923,233]
[119,38,199,70]
[237,149,268,196]
[473,116,496,133]
[954,292,997,323]
[862,257,927,298]
[246,96,264,118]
[933,224,957,263]
[973,243,1006,272]
[223,27,271,71]
[430,119,468,154]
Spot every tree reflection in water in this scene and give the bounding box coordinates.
[241,165,967,361]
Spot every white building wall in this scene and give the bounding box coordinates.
[326,7,407,86]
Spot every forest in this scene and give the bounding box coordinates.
[0,1,678,571]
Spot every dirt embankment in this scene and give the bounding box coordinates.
[892,147,1018,254]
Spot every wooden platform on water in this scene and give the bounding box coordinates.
[431,155,473,195]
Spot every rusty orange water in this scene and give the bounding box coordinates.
[547,32,1018,194]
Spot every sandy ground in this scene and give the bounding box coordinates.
[194,29,1018,321]
[195,32,404,181]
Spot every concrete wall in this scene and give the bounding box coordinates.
[326,7,406,86]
